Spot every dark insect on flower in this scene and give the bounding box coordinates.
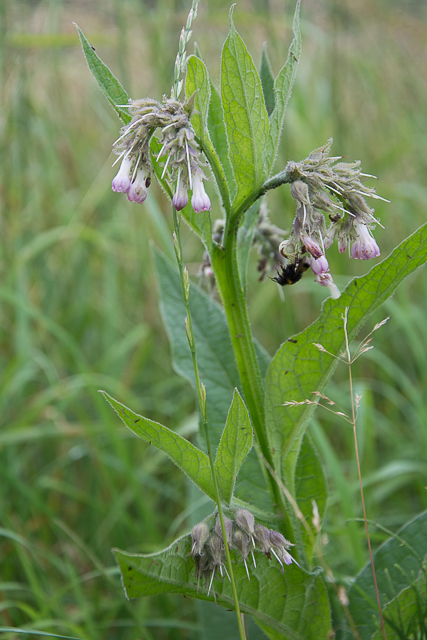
[271,256,310,286]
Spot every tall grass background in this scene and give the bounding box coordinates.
[1,0,426,637]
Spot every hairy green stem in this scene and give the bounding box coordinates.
[211,215,298,545]
[172,207,246,640]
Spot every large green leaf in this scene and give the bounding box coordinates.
[221,10,269,212]
[265,223,427,492]
[266,0,301,173]
[101,392,216,501]
[214,390,253,506]
[341,511,427,639]
[152,248,273,513]
[185,56,231,217]
[75,24,131,124]
[114,534,332,640]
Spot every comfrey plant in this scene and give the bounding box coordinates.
[77,1,427,638]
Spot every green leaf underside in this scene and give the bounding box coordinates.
[75,24,131,124]
[265,222,427,490]
[294,434,328,564]
[221,13,269,211]
[214,390,253,505]
[266,0,301,173]
[101,392,215,501]
[185,56,231,219]
[114,535,331,639]
[153,248,273,513]
[342,511,427,640]
[260,43,276,116]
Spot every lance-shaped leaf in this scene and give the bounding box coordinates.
[214,390,253,505]
[221,10,269,212]
[114,534,331,639]
[101,392,216,501]
[186,56,231,216]
[266,0,301,173]
[343,511,427,639]
[265,223,427,491]
[75,24,131,124]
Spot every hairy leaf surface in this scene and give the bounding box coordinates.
[221,11,269,211]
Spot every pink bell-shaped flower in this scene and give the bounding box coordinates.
[191,171,211,213]
[351,223,380,259]
[112,155,133,193]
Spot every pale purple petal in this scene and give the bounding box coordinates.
[127,168,148,204]
[112,156,132,193]
[191,172,211,213]
[310,255,329,275]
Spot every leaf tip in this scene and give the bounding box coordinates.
[228,3,236,27]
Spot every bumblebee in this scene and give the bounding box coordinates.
[271,256,310,286]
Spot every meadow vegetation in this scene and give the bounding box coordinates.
[1,0,427,638]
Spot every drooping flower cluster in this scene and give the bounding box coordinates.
[111,93,211,212]
[191,509,296,596]
[278,139,386,297]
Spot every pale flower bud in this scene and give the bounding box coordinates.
[191,171,211,213]
[191,522,210,556]
[112,155,133,193]
[315,273,341,299]
[173,175,189,211]
[127,168,148,204]
[236,509,255,537]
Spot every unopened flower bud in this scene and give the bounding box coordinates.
[253,524,270,553]
[236,509,255,538]
[173,175,189,211]
[214,515,233,545]
[301,233,323,259]
[191,522,210,555]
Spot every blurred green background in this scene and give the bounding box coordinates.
[1,0,427,637]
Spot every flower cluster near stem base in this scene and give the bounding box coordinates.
[191,509,297,596]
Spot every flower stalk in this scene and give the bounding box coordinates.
[172,207,246,640]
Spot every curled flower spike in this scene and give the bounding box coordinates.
[351,222,380,259]
[191,171,211,213]
[112,155,133,193]
[188,511,298,591]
